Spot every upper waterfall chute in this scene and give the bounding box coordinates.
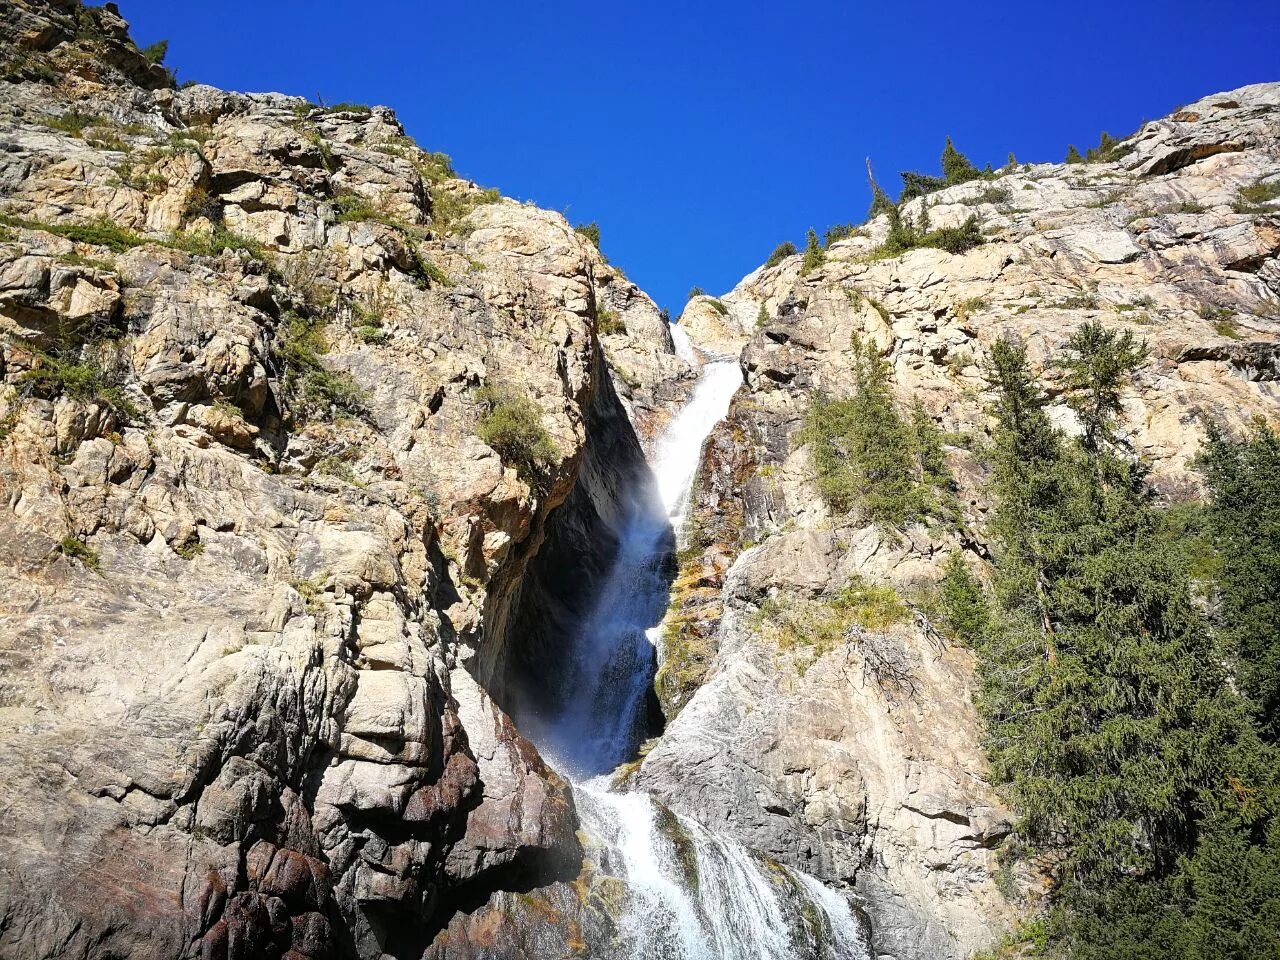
[652,359,742,535]
[669,321,701,366]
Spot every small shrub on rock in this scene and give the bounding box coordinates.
[476,386,558,483]
[765,241,797,267]
[57,536,101,572]
[596,308,626,335]
[277,312,367,422]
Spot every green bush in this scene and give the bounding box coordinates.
[319,102,372,115]
[0,213,146,253]
[18,346,141,421]
[823,223,858,246]
[57,536,101,572]
[867,203,983,260]
[830,575,910,630]
[801,337,953,529]
[1235,178,1280,214]
[476,388,558,483]
[429,185,500,232]
[416,151,456,183]
[140,40,169,65]
[899,170,948,200]
[166,226,266,260]
[687,286,707,301]
[752,575,909,674]
[276,312,367,421]
[405,244,451,289]
[1081,131,1135,164]
[574,221,601,248]
[765,240,797,267]
[897,137,991,202]
[972,186,1010,206]
[43,110,101,138]
[596,308,626,335]
[333,190,400,228]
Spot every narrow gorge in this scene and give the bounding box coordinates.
[1,3,1279,960]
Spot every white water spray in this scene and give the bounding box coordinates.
[576,783,870,960]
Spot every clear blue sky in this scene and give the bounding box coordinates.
[111,1,1277,312]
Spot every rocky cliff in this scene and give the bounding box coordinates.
[1,2,1278,959]
[645,82,1280,959]
[0,2,684,957]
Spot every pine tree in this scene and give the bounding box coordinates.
[939,551,989,645]
[1066,144,1085,163]
[974,331,1280,957]
[979,331,1239,879]
[1060,321,1148,453]
[866,158,896,219]
[765,240,797,268]
[801,338,951,529]
[800,228,824,275]
[941,136,980,185]
[1199,417,1280,742]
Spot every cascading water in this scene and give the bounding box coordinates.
[536,354,742,777]
[533,325,870,960]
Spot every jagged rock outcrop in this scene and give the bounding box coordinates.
[0,3,684,957]
[638,82,1280,959]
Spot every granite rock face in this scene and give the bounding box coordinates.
[638,82,1280,960]
[0,3,682,957]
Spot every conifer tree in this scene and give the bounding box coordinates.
[979,331,1240,880]
[800,228,825,275]
[1060,321,1148,453]
[939,551,989,645]
[1200,417,1280,742]
[941,136,980,185]
[866,158,895,219]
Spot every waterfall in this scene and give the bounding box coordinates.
[669,320,701,366]
[575,783,870,960]
[536,354,742,777]
[531,325,870,960]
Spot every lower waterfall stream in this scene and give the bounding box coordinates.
[529,339,871,960]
